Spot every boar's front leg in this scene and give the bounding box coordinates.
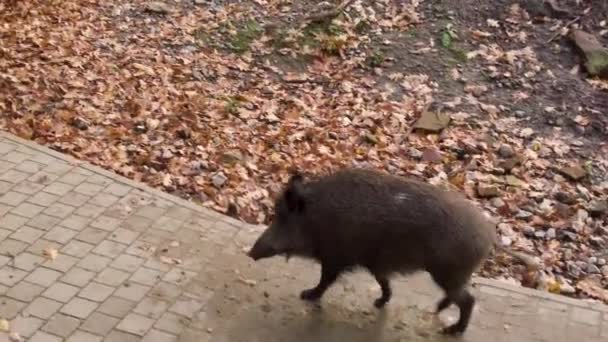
[372,273,392,308]
[300,263,341,302]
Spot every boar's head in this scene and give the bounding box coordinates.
[248,172,315,261]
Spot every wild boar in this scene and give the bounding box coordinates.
[247,167,498,334]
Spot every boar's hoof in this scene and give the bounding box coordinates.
[300,288,322,302]
[441,324,465,336]
[373,297,389,308]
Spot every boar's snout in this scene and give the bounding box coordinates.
[247,231,279,261]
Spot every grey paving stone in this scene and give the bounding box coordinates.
[27,191,59,206]
[154,312,189,335]
[0,169,29,183]
[60,215,91,231]
[75,227,109,245]
[111,254,144,272]
[44,226,78,244]
[59,191,92,207]
[133,296,170,319]
[0,213,29,230]
[43,181,75,196]
[91,215,122,232]
[130,268,163,287]
[0,191,28,206]
[43,282,80,303]
[44,202,76,219]
[79,282,115,302]
[114,282,150,302]
[43,253,80,272]
[0,266,28,287]
[77,254,112,272]
[62,267,97,287]
[109,228,140,245]
[74,203,106,218]
[104,183,132,197]
[0,296,27,319]
[95,267,131,287]
[25,267,62,287]
[27,213,61,231]
[11,252,44,271]
[42,313,81,337]
[60,297,99,319]
[142,329,177,342]
[97,296,136,319]
[15,160,44,173]
[93,240,127,258]
[0,238,28,256]
[10,226,45,243]
[103,330,142,342]
[80,311,120,336]
[67,330,104,342]
[9,314,45,338]
[11,180,45,195]
[74,182,104,196]
[3,151,30,164]
[62,240,95,258]
[116,313,155,336]
[29,331,63,342]
[6,281,45,302]
[57,172,89,186]
[11,201,45,218]
[24,297,63,319]
[89,193,120,207]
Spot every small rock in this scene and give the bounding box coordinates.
[412,111,451,133]
[554,191,577,205]
[559,165,587,181]
[589,236,605,247]
[586,200,608,217]
[220,151,244,165]
[546,228,556,240]
[497,144,515,158]
[557,230,577,241]
[500,236,512,246]
[421,147,443,163]
[177,128,191,139]
[589,256,598,264]
[408,148,423,159]
[587,264,601,274]
[571,29,608,77]
[598,258,606,266]
[602,265,608,277]
[497,156,521,172]
[71,116,89,130]
[211,172,228,188]
[490,197,506,208]
[161,149,173,159]
[560,283,576,295]
[554,202,573,218]
[566,262,582,278]
[505,175,524,187]
[515,210,533,220]
[144,1,173,14]
[534,231,546,239]
[522,226,535,237]
[477,184,500,198]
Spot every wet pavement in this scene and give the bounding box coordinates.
[0,131,607,342]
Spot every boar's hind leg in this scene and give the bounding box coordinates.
[300,263,341,302]
[435,297,452,313]
[372,273,392,308]
[431,272,475,335]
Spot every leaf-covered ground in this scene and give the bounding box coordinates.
[1,0,607,303]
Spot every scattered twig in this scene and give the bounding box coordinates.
[305,0,356,23]
[547,16,581,43]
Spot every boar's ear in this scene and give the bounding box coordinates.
[284,172,306,213]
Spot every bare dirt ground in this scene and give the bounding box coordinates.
[1,0,607,303]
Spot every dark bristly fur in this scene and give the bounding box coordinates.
[247,168,497,335]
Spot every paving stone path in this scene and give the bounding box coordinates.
[0,131,607,342]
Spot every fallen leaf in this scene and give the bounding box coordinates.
[43,247,58,261]
[0,319,9,332]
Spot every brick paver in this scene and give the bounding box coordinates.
[0,131,607,341]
